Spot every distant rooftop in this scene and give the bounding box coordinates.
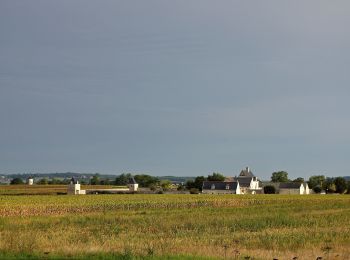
[238,167,255,178]
[128,177,137,184]
[279,182,303,189]
[202,181,238,190]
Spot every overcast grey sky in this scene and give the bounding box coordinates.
[1,1,350,179]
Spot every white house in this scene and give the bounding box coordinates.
[233,167,262,194]
[127,177,138,192]
[67,178,86,195]
[27,177,34,185]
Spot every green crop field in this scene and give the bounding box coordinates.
[0,194,349,259]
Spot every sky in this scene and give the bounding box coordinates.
[1,1,350,179]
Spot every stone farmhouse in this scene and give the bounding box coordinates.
[234,167,262,194]
[127,177,139,192]
[67,178,86,195]
[279,182,310,195]
[202,167,262,194]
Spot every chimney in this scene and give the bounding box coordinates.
[246,167,250,173]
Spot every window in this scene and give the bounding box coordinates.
[211,184,215,190]
[226,184,230,190]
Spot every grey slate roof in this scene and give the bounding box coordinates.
[234,177,252,187]
[202,181,238,190]
[279,182,302,189]
[128,177,137,184]
[239,168,255,178]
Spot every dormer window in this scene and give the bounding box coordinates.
[211,184,215,190]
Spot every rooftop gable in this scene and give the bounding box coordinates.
[239,167,255,178]
[128,177,137,184]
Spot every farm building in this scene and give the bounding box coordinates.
[27,177,34,185]
[68,176,139,195]
[279,182,310,195]
[233,167,263,194]
[127,177,139,191]
[202,167,262,195]
[202,181,241,194]
[67,178,86,195]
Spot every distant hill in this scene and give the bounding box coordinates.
[157,176,194,183]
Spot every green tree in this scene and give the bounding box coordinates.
[99,178,111,185]
[185,180,195,190]
[313,186,322,194]
[134,174,159,188]
[308,175,325,189]
[334,177,347,194]
[177,184,186,191]
[10,178,24,185]
[347,181,350,194]
[263,185,276,194]
[49,178,63,185]
[207,173,225,181]
[37,178,48,185]
[292,177,304,183]
[115,173,132,186]
[323,178,336,193]
[186,176,207,191]
[271,171,289,183]
[160,180,172,191]
[90,175,100,185]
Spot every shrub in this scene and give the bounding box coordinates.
[189,188,199,194]
[334,177,347,194]
[10,178,24,185]
[313,186,322,194]
[263,185,276,194]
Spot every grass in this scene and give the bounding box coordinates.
[0,194,349,259]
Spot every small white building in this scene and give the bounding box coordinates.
[67,178,86,195]
[128,177,138,192]
[27,177,34,185]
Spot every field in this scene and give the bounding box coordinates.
[0,185,115,195]
[0,191,350,259]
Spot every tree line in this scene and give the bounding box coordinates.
[266,171,350,194]
[9,171,350,194]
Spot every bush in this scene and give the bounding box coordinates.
[37,178,48,185]
[10,178,24,185]
[177,185,185,191]
[334,177,347,194]
[189,188,199,194]
[263,185,276,194]
[313,186,322,194]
